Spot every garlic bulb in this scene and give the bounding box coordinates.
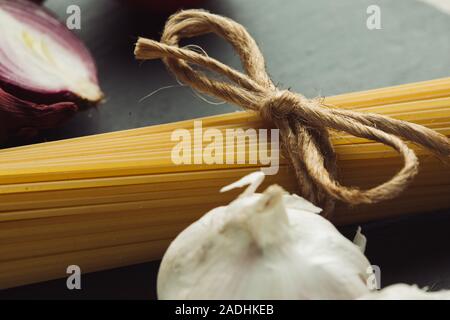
[359,284,450,300]
[157,172,372,300]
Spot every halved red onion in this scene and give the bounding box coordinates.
[0,0,102,142]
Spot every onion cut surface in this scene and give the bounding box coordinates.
[0,0,102,141]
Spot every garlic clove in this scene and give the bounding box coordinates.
[157,172,373,300]
[283,193,322,214]
[222,185,292,250]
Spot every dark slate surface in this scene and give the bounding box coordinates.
[1,0,449,299]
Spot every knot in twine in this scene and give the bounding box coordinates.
[134,9,450,217]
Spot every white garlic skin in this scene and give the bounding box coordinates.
[359,284,450,300]
[157,172,372,300]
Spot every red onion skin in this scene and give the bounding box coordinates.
[0,87,78,143]
[0,79,89,107]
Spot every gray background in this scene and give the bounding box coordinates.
[1,0,450,299]
[23,0,450,142]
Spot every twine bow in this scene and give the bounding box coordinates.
[134,9,450,217]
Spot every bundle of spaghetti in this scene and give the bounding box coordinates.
[0,77,450,289]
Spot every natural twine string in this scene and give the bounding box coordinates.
[134,9,450,217]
